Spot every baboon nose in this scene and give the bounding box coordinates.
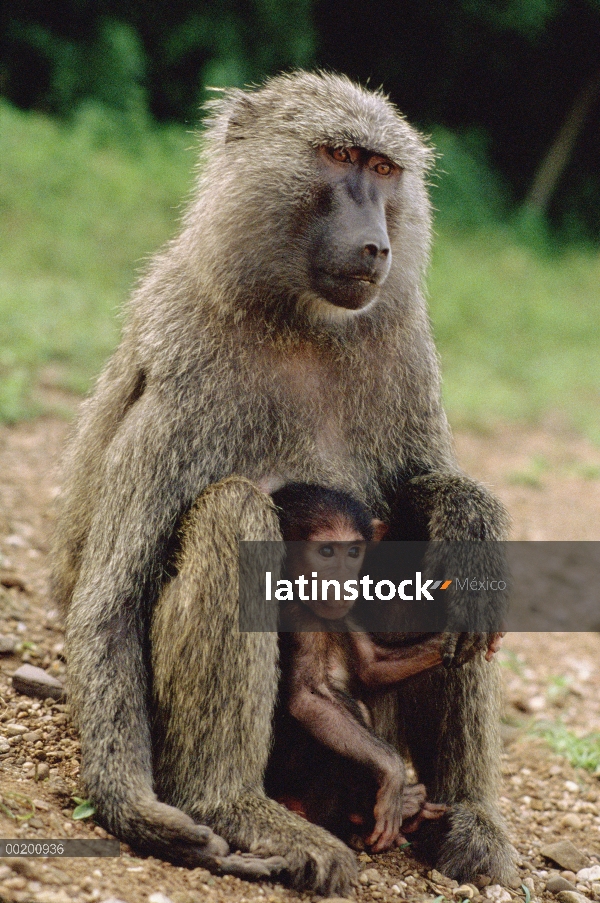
[363,242,390,259]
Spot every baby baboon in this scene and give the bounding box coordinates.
[268,482,447,851]
[53,71,514,895]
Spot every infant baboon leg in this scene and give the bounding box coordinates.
[152,477,357,894]
[397,659,516,884]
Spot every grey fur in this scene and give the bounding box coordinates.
[53,70,515,894]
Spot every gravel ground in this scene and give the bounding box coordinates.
[1,417,599,903]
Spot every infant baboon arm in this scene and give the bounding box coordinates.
[349,632,445,688]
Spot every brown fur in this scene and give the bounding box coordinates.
[53,71,515,894]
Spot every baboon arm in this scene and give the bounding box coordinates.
[350,632,444,688]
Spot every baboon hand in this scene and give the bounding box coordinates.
[441,632,496,668]
[217,853,288,881]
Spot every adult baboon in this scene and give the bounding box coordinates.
[53,71,514,895]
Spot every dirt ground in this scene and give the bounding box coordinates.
[1,416,599,903]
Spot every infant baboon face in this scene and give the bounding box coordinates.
[286,521,367,620]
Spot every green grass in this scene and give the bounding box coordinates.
[0,101,195,420]
[1,100,599,437]
[535,722,600,773]
[429,229,600,440]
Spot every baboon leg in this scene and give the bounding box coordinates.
[151,477,357,896]
[395,659,516,884]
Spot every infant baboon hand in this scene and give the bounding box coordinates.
[366,773,406,853]
[400,784,448,834]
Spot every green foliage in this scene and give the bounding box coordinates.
[0,100,598,441]
[430,128,510,229]
[71,797,97,820]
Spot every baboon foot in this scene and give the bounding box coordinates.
[205,795,358,896]
[101,797,230,868]
[420,802,517,885]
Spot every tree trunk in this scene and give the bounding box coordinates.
[525,67,600,214]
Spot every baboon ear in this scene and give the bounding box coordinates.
[225,95,259,142]
[371,519,388,542]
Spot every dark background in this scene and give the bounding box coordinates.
[2,0,600,239]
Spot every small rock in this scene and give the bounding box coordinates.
[0,572,28,590]
[100,899,129,903]
[33,799,50,811]
[541,841,589,873]
[557,893,590,903]
[565,781,580,793]
[484,886,512,903]
[577,867,600,883]
[547,877,577,894]
[6,858,40,879]
[3,876,28,890]
[319,899,354,903]
[36,762,50,780]
[0,738,11,754]
[561,815,583,830]
[454,885,475,899]
[474,876,493,889]
[12,663,66,701]
[22,730,42,742]
[562,873,578,883]
[523,879,535,894]
[431,869,455,886]
[590,883,600,901]
[149,895,174,903]
[5,723,28,736]
[359,868,382,885]
[0,635,16,654]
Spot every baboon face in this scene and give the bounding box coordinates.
[307,146,401,311]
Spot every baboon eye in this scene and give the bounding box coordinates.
[330,147,351,164]
[348,545,362,558]
[373,161,393,176]
[318,544,335,557]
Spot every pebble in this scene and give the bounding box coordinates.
[37,761,50,780]
[577,867,600,882]
[359,868,382,885]
[430,869,455,886]
[148,895,174,903]
[100,899,129,903]
[561,814,582,830]
[557,893,590,903]
[484,887,512,903]
[5,723,28,736]
[319,899,354,903]
[0,635,16,654]
[547,877,578,894]
[541,841,589,873]
[12,663,66,701]
[0,738,10,754]
[454,885,476,898]
[561,873,578,883]
[591,884,600,901]
[474,876,493,889]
